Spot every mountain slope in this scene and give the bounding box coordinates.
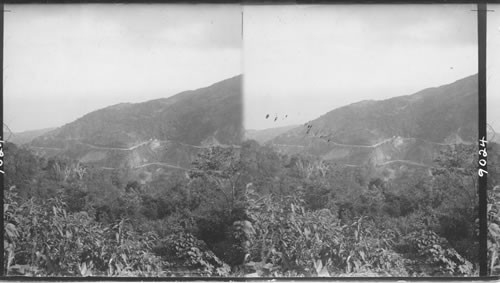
[30,75,243,169]
[33,75,242,148]
[8,127,56,145]
[245,125,299,144]
[269,74,477,167]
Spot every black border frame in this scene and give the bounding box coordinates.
[1,0,5,277]
[0,0,496,280]
[477,0,487,277]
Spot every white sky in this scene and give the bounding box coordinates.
[244,4,479,130]
[4,4,242,132]
[4,4,498,134]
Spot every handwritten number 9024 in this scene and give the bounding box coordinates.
[478,137,487,177]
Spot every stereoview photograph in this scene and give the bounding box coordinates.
[3,4,243,277]
[1,3,493,278]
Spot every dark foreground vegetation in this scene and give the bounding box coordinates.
[3,140,497,277]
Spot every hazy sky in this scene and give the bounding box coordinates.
[4,4,498,134]
[244,4,479,130]
[4,4,242,132]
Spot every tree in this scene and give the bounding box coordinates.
[189,146,243,219]
[430,144,478,262]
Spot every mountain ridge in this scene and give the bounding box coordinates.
[32,75,242,148]
[268,74,478,168]
[8,127,57,145]
[29,75,243,170]
[245,125,299,144]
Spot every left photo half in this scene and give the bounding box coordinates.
[3,4,243,277]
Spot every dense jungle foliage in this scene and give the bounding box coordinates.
[2,140,495,277]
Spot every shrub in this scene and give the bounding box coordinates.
[156,232,230,276]
[399,230,473,276]
[243,187,407,277]
[3,187,165,276]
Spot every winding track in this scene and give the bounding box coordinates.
[30,137,467,171]
[30,139,239,171]
[32,136,460,152]
[75,140,150,151]
[272,136,468,149]
[272,136,472,170]
[31,139,240,151]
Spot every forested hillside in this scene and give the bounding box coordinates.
[270,75,477,162]
[4,74,495,277]
[7,128,56,145]
[3,138,489,277]
[27,76,242,173]
[31,75,243,149]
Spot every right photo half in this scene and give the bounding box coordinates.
[242,4,479,277]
